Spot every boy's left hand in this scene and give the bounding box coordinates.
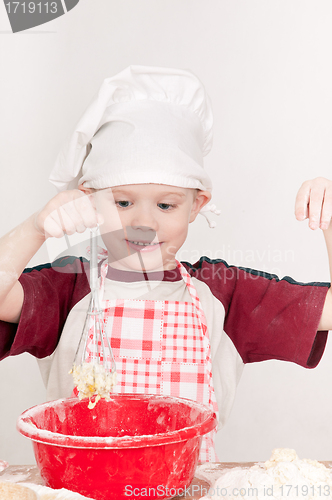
[295,177,332,331]
[295,177,332,231]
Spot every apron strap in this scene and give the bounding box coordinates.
[176,260,208,328]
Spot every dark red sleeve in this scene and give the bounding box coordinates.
[0,257,90,360]
[183,257,330,368]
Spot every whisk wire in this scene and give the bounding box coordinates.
[72,226,117,404]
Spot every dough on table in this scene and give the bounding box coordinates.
[0,481,38,499]
[204,448,332,500]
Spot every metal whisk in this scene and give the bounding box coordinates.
[72,226,116,405]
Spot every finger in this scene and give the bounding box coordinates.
[57,192,97,234]
[97,213,104,225]
[58,206,78,235]
[43,211,64,238]
[308,185,325,230]
[74,193,99,229]
[320,185,332,230]
[295,182,310,221]
[60,200,87,234]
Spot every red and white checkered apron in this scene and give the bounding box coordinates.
[85,260,219,462]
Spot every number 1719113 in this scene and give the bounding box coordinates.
[5,2,58,14]
[279,484,331,496]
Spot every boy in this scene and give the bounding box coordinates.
[0,66,332,462]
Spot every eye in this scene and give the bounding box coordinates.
[158,203,175,211]
[116,200,132,208]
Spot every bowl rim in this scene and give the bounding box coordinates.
[17,394,218,449]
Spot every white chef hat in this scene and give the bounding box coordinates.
[49,65,214,193]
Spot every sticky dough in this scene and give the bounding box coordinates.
[205,448,332,500]
[0,481,38,500]
[71,362,117,408]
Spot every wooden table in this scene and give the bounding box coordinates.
[0,464,212,499]
[2,462,332,499]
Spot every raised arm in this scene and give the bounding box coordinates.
[295,177,332,330]
[0,190,98,323]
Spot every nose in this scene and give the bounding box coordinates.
[130,206,159,233]
[129,210,158,243]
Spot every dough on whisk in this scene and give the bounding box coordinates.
[0,481,38,499]
[71,362,117,406]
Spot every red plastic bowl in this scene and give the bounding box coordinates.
[17,394,217,500]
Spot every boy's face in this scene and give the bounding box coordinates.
[89,184,210,272]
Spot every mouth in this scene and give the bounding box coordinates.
[126,240,161,253]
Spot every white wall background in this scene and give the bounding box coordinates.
[1,0,332,465]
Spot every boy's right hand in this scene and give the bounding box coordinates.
[34,190,101,239]
[0,189,101,323]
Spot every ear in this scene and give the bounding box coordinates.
[78,185,94,195]
[78,185,98,209]
[189,190,212,223]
